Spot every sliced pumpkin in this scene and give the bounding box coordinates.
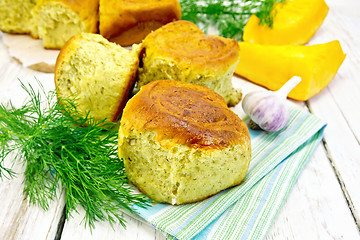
[235,41,346,101]
[243,0,329,45]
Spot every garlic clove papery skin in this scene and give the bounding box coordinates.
[242,91,290,132]
[242,76,301,132]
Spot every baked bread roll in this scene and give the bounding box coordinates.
[33,0,99,49]
[137,20,242,107]
[99,0,181,46]
[55,33,140,123]
[118,80,251,205]
[0,0,38,38]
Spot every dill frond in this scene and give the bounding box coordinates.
[0,79,151,229]
[180,0,285,41]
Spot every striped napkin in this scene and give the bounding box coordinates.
[131,105,326,240]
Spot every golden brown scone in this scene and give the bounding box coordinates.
[118,80,251,205]
[99,0,181,46]
[137,20,242,106]
[55,33,141,123]
[0,0,38,38]
[33,0,99,49]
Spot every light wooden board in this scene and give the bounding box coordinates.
[0,0,359,239]
[307,0,360,228]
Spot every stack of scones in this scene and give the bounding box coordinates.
[52,19,252,204]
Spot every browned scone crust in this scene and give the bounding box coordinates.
[121,80,249,150]
[141,20,240,77]
[99,0,181,46]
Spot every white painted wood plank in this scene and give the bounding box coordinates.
[305,0,360,227]
[307,86,360,223]
[60,209,167,240]
[0,152,65,240]
[266,143,360,240]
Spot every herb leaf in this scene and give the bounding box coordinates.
[0,80,151,229]
[180,0,285,41]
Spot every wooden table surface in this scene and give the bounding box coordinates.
[1,0,359,239]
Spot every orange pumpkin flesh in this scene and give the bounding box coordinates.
[235,41,346,101]
[243,0,329,45]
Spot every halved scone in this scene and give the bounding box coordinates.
[55,32,141,123]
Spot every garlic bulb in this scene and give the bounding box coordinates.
[242,76,302,132]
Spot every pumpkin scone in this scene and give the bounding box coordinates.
[99,0,181,46]
[136,20,242,107]
[118,80,251,205]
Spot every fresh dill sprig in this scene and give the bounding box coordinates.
[0,80,151,229]
[179,0,285,41]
